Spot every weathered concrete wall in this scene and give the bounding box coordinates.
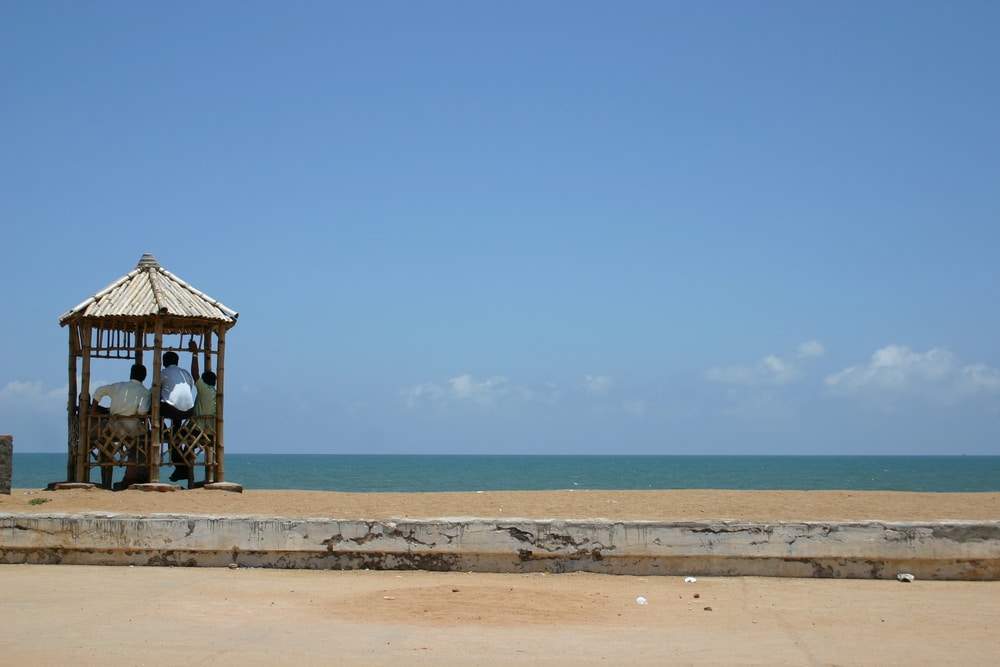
[0,435,11,495]
[1,513,998,579]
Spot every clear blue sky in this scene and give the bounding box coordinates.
[2,2,999,455]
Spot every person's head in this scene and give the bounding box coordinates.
[202,370,217,387]
[163,351,179,367]
[130,364,147,382]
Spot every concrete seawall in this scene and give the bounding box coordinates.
[2,513,998,580]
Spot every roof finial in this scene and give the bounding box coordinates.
[137,253,159,269]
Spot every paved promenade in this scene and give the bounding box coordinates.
[4,564,998,665]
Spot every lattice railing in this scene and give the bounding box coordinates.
[162,420,217,484]
[86,414,152,487]
[79,413,217,487]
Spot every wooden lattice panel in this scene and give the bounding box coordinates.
[87,415,150,469]
[163,421,217,483]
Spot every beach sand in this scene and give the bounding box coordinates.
[3,488,999,664]
[4,487,1000,521]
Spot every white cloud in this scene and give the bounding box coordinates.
[0,380,44,403]
[0,380,68,452]
[706,340,825,386]
[583,374,613,394]
[513,381,562,404]
[401,374,567,410]
[0,380,66,412]
[959,363,1000,392]
[400,382,446,408]
[797,340,825,358]
[402,374,530,408]
[825,344,1000,403]
[448,374,508,403]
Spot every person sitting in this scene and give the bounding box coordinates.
[189,339,217,435]
[91,364,151,488]
[160,350,196,429]
[169,342,216,482]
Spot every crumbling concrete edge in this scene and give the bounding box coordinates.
[1,513,998,580]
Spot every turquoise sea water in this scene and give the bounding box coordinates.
[10,453,1000,492]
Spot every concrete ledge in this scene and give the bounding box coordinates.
[1,514,998,580]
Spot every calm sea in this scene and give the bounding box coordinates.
[9,453,1000,493]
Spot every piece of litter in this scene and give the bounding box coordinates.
[635,597,648,605]
[684,576,697,583]
[896,573,915,583]
[703,606,713,612]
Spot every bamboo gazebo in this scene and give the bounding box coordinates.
[59,253,238,488]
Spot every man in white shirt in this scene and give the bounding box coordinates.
[92,364,151,488]
[92,364,151,436]
[169,341,218,482]
[160,351,195,427]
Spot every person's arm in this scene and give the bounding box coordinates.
[188,340,201,381]
[91,385,111,413]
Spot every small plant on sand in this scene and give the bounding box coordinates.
[28,497,51,506]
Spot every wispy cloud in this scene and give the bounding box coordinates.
[400,381,447,408]
[0,379,68,451]
[448,374,509,403]
[705,340,825,386]
[401,374,522,408]
[583,374,613,394]
[825,345,1000,403]
[796,340,826,358]
[401,373,571,410]
[0,380,66,412]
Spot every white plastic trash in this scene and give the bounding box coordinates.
[896,573,915,583]
[636,596,648,605]
[684,576,697,583]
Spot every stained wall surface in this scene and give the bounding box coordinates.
[0,436,11,496]
[1,513,998,580]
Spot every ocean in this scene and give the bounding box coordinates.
[8,453,1000,493]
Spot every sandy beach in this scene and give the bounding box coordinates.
[4,486,1000,521]
[3,487,1000,664]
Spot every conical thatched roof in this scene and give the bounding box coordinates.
[59,253,238,333]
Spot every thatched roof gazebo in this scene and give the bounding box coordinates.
[58,253,238,488]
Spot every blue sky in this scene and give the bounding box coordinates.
[2,2,999,455]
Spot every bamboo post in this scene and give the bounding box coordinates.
[149,321,163,484]
[78,323,93,483]
[202,330,214,483]
[134,324,144,367]
[215,328,226,483]
[66,325,79,482]
[135,324,149,485]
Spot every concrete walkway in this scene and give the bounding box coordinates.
[3,564,998,665]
